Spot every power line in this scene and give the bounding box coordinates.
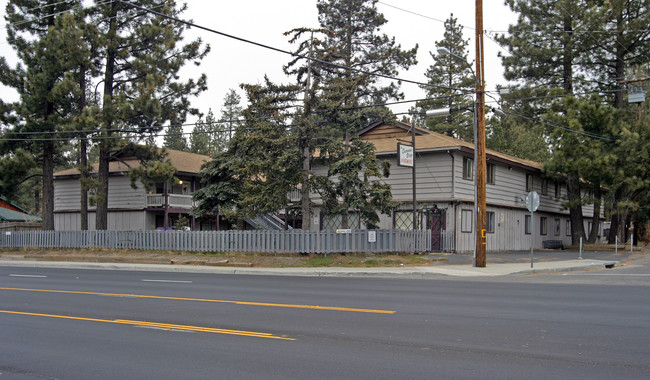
[493,107,615,142]
[115,0,469,94]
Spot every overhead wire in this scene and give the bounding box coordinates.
[114,0,468,94]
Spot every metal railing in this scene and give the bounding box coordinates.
[0,229,435,254]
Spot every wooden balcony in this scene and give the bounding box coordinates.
[145,194,195,209]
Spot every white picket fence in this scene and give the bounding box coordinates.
[0,229,438,254]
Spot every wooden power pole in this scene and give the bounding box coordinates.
[475,0,487,267]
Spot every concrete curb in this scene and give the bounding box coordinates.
[0,259,620,278]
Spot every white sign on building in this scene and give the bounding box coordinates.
[397,143,414,167]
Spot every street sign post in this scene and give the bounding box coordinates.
[526,191,540,268]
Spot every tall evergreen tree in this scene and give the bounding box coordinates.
[1,1,90,229]
[190,113,211,156]
[581,0,650,241]
[314,0,416,228]
[284,28,332,230]
[499,0,650,243]
[498,0,596,243]
[91,0,208,230]
[219,89,243,142]
[417,14,474,139]
[316,0,418,134]
[228,78,302,223]
[197,78,302,227]
[163,124,188,151]
[313,137,392,229]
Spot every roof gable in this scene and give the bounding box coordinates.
[360,121,542,171]
[358,120,429,140]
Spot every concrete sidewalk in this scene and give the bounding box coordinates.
[0,258,618,278]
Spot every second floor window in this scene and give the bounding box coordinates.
[487,163,496,185]
[541,179,548,195]
[526,174,533,192]
[463,157,473,180]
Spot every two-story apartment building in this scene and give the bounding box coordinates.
[53,148,214,231]
[311,121,604,252]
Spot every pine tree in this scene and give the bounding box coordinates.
[190,113,211,156]
[163,124,188,151]
[418,14,474,139]
[313,0,416,228]
[1,1,90,229]
[284,28,332,230]
[196,78,302,228]
[219,89,243,142]
[581,0,650,241]
[316,0,418,134]
[498,0,595,243]
[499,0,650,243]
[228,78,302,223]
[91,0,208,230]
[313,137,392,229]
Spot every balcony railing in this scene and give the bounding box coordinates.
[145,194,194,209]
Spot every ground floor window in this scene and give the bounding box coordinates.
[525,214,531,234]
[486,211,495,233]
[554,218,561,236]
[321,212,361,230]
[461,209,473,233]
[540,216,547,235]
[566,220,571,236]
[394,210,417,230]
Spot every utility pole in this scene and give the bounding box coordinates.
[412,124,417,252]
[301,31,315,230]
[475,0,487,267]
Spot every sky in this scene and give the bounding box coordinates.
[0,0,519,127]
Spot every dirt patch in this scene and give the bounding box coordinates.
[0,248,447,268]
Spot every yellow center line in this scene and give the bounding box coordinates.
[0,287,395,314]
[0,309,294,340]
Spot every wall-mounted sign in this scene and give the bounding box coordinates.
[397,143,414,167]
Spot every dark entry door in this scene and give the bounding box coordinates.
[428,208,446,252]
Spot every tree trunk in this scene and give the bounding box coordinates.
[301,143,311,230]
[95,144,109,230]
[96,3,118,230]
[80,137,88,230]
[567,174,585,245]
[42,141,55,230]
[79,66,88,231]
[587,189,601,243]
[607,187,624,243]
[562,15,574,94]
[613,8,626,109]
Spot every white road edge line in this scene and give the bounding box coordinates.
[141,279,193,283]
[9,274,47,278]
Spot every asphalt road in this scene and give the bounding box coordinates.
[1,266,648,379]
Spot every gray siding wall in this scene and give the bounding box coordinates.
[381,152,453,201]
[54,175,147,212]
[54,211,147,231]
